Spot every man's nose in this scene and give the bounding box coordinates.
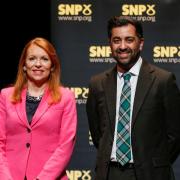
[119,41,127,49]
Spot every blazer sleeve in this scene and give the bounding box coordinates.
[0,92,13,180]
[37,90,77,180]
[86,78,101,149]
[164,73,180,163]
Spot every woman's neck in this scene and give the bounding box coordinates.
[27,82,47,97]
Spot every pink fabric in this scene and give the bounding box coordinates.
[0,87,77,180]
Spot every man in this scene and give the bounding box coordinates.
[86,16,180,180]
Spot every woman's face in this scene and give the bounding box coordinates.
[24,44,52,85]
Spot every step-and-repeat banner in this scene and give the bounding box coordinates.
[51,0,180,179]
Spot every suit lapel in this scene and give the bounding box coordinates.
[132,60,155,128]
[15,88,30,128]
[103,67,117,137]
[30,89,50,127]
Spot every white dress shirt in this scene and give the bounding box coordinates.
[110,57,142,163]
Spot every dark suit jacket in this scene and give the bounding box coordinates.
[86,60,180,180]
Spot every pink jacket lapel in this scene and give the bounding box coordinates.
[15,88,30,128]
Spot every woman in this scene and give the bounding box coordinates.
[0,37,77,180]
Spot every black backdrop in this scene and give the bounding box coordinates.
[0,0,50,89]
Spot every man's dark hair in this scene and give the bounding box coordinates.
[107,16,143,39]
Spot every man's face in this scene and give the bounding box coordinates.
[110,24,144,71]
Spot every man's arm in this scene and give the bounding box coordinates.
[164,73,180,163]
[86,80,101,148]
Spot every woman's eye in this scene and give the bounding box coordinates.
[28,57,35,61]
[41,57,49,61]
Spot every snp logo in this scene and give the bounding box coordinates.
[122,4,156,16]
[153,46,180,57]
[58,4,92,15]
[70,87,88,99]
[89,46,115,63]
[89,46,111,58]
[70,87,89,105]
[66,170,91,180]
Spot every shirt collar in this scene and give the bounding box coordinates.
[117,56,142,78]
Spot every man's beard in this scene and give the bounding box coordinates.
[114,49,140,70]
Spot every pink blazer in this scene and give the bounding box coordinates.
[0,87,77,180]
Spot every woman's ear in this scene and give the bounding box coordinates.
[23,66,27,71]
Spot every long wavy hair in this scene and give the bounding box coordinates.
[11,37,61,104]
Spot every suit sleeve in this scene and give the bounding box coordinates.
[0,92,13,180]
[164,73,180,163]
[86,79,101,149]
[37,90,77,180]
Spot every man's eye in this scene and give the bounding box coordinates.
[113,39,120,44]
[126,38,134,43]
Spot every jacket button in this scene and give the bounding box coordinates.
[26,143,30,148]
[27,128,31,133]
